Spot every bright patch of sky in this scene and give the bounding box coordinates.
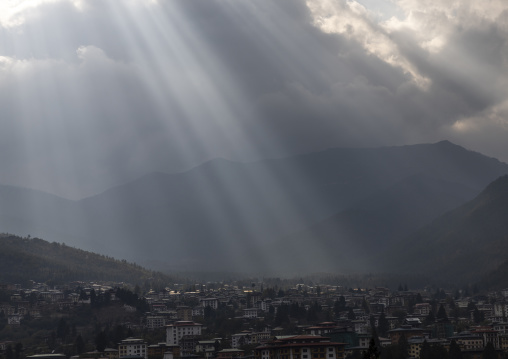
[356,0,402,20]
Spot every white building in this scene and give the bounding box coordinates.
[118,338,148,359]
[166,321,203,345]
[200,298,219,309]
[243,308,258,319]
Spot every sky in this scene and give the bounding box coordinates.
[1,0,508,199]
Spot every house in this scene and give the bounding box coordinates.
[146,316,167,329]
[196,340,219,359]
[166,321,203,345]
[387,327,430,345]
[217,349,244,359]
[200,298,219,309]
[448,332,484,351]
[7,314,22,325]
[118,338,148,359]
[254,335,346,359]
[243,308,259,319]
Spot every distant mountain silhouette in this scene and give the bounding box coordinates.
[384,175,508,282]
[0,141,507,274]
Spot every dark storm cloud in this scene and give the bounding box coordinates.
[0,0,508,197]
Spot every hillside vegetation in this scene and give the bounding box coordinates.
[0,234,172,286]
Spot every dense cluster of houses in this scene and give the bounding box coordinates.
[114,283,508,359]
[4,282,508,358]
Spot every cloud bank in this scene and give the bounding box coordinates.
[0,0,507,198]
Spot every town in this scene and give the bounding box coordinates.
[1,280,507,359]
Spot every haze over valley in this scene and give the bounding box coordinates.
[2,0,508,284]
[0,140,507,284]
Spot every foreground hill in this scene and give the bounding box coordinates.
[0,234,172,285]
[385,175,508,282]
[1,140,508,273]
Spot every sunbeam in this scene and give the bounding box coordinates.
[1,0,508,276]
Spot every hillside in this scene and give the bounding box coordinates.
[275,174,479,273]
[384,175,508,282]
[0,234,172,285]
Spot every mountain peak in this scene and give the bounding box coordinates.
[434,139,458,147]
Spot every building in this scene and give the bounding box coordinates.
[448,332,484,351]
[232,332,253,349]
[196,340,219,359]
[304,323,339,336]
[470,327,499,349]
[177,307,193,321]
[243,308,259,319]
[118,338,148,359]
[327,327,359,349]
[217,349,244,359]
[104,348,119,359]
[387,326,431,345]
[166,321,203,345]
[407,337,448,359]
[148,343,172,359]
[254,335,347,359]
[146,316,167,329]
[200,298,219,309]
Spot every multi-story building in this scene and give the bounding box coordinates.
[470,327,500,349]
[254,335,346,359]
[449,332,484,351]
[196,340,219,359]
[147,342,171,359]
[243,308,259,319]
[200,298,219,309]
[146,316,167,329]
[304,323,339,336]
[118,338,148,359]
[166,321,203,345]
[176,306,192,321]
[387,327,430,345]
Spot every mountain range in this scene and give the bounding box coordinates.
[1,140,508,279]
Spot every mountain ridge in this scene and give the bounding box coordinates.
[383,174,508,282]
[1,140,508,274]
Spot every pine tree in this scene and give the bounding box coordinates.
[363,339,380,359]
[420,340,431,359]
[377,312,389,337]
[95,331,109,352]
[14,343,22,359]
[6,345,13,359]
[436,304,448,321]
[448,339,463,359]
[398,335,409,359]
[483,342,496,359]
[75,334,85,354]
[425,310,435,325]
